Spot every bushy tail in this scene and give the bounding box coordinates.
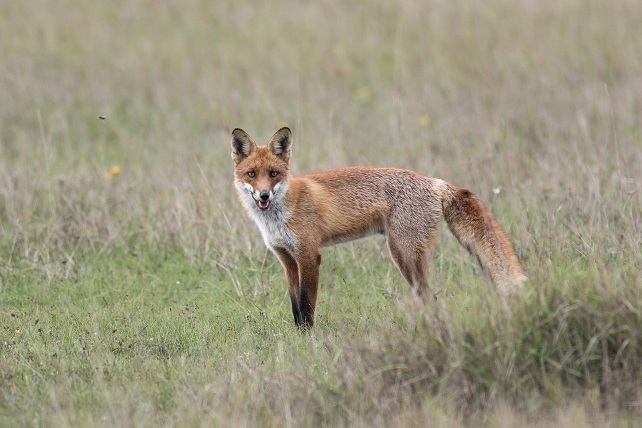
[439,182,526,297]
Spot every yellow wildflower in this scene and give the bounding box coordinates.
[105,165,121,180]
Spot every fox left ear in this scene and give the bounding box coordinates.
[267,127,292,163]
[231,128,257,165]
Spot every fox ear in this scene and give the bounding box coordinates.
[231,128,256,164]
[267,127,292,163]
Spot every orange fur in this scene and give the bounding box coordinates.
[231,127,526,329]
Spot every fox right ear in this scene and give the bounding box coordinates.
[231,128,256,164]
[267,127,292,163]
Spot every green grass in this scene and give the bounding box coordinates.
[1,0,641,426]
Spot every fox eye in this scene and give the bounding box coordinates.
[247,171,255,178]
[270,171,278,177]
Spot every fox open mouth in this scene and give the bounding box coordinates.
[256,200,270,210]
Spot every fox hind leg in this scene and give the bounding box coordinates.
[386,230,437,301]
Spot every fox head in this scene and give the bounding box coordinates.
[231,127,292,212]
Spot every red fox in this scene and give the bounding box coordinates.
[231,127,526,329]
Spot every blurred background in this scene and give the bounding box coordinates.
[1,0,640,273]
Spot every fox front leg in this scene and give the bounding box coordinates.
[296,251,322,329]
[274,248,303,326]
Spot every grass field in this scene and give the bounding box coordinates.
[1,0,641,426]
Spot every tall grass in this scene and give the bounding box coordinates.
[1,0,641,426]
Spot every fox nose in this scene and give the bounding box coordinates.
[259,192,270,201]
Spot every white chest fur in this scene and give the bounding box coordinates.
[235,180,298,255]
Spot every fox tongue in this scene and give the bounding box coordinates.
[258,200,270,209]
